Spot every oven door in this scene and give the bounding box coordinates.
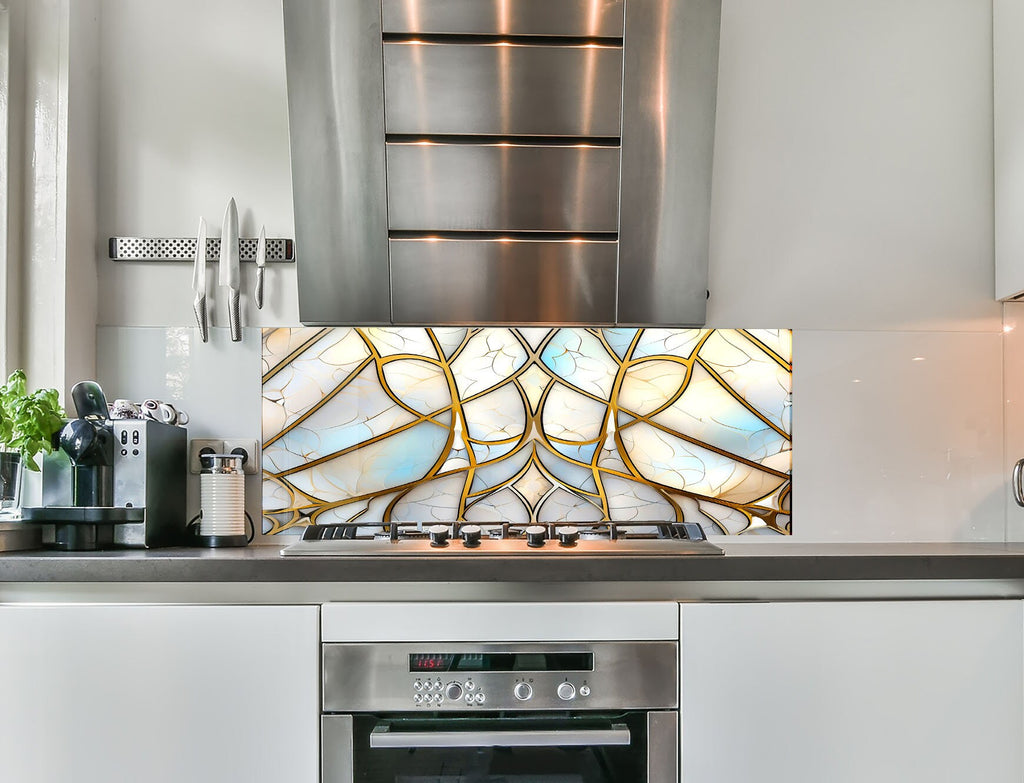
[323,711,677,783]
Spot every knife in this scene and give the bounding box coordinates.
[192,217,209,342]
[254,224,266,310]
[219,197,241,342]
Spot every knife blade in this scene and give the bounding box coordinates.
[219,197,241,342]
[254,224,266,310]
[192,217,209,342]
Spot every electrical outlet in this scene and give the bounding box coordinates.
[223,438,261,475]
[188,439,224,474]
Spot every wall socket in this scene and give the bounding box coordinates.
[188,438,261,475]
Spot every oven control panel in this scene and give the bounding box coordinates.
[409,675,592,708]
[322,641,678,713]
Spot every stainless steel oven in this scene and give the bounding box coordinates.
[321,642,678,783]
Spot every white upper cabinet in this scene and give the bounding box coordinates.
[996,0,1024,300]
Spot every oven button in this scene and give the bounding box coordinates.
[465,694,474,705]
[465,680,475,691]
[579,685,591,697]
[434,693,443,704]
[513,682,533,701]
[414,680,423,691]
[445,682,463,701]
[414,694,422,705]
[525,525,547,547]
[460,524,482,548]
[557,682,576,701]
[474,692,485,704]
[556,525,580,547]
[428,524,450,547]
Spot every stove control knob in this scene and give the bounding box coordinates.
[460,524,482,548]
[428,524,450,547]
[514,682,533,701]
[557,682,576,701]
[445,682,464,701]
[556,526,580,547]
[525,525,547,548]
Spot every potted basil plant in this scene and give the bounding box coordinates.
[0,370,65,514]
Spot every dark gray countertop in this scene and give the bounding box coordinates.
[2,541,1024,583]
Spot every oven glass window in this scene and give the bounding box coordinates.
[349,713,647,783]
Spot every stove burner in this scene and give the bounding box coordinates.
[283,519,723,557]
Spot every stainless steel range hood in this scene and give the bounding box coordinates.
[284,0,721,326]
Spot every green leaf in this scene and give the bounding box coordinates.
[0,370,65,471]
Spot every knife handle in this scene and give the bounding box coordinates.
[193,295,209,343]
[254,267,265,310]
[229,289,241,342]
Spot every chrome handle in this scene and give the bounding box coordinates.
[369,723,631,749]
[228,289,241,342]
[192,294,208,343]
[254,266,265,310]
[1013,459,1024,507]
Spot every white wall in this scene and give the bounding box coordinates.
[92,0,1005,542]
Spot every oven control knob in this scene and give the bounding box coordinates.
[579,685,591,697]
[514,682,533,701]
[556,526,580,547]
[460,525,482,548]
[525,525,547,548]
[557,682,576,701]
[445,682,464,701]
[428,524,450,547]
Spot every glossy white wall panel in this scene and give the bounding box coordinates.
[707,0,999,332]
[96,0,297,327]
[0,604,319,783]
[96,326,264,532]
[995,0,1024,299]
[1003,303,1024,540]
[680,601,1024,783]
[792,330,1004,541]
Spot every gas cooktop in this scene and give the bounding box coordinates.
[280,521,724,557]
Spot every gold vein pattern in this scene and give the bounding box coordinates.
[262,328,792,536]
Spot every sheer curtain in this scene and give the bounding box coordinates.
[0,0,99,402]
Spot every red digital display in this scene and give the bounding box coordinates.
[410,654,455,672]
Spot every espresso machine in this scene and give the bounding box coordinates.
[22,381,187,550]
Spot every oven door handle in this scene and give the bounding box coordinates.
[369,723,631,749]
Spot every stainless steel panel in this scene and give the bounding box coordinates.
[322,642,678,712]
[390,239,616,324]
[647,712,679,783]
[369,723,631,748]
[386,143,621,231]
[322,715,354,783]
[284,0,391,325]
[382,0,624,37]
[617,0,721,326]
[383,42,623,137]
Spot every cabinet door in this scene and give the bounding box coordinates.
[0,604,319,783]
[680,601,1023,783]
[996,0,1024,299]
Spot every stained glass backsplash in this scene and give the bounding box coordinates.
[262,328,792,536]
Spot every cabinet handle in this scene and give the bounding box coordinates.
[369,723,631,749]
[1013,459,1024,507]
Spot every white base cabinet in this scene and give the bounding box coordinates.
[0,604,319,783]
[680,601,1023,783]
